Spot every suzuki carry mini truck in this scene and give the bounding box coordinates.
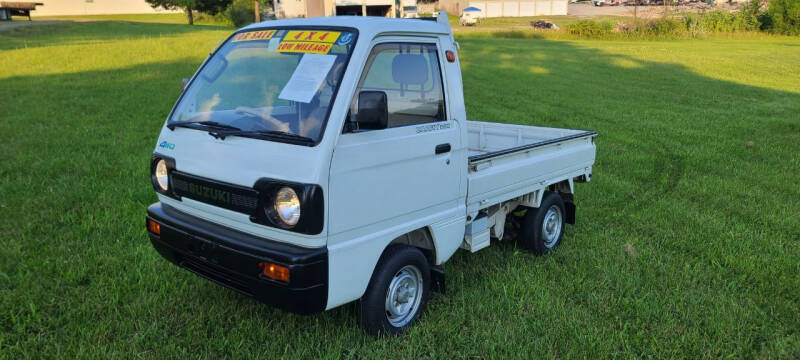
[145,13,598,335]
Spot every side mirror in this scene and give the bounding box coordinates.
[356,91,388,130]
[181,78,190,91]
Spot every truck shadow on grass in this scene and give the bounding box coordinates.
[2,29,800,356]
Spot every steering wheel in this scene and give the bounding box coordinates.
[326,61,345,87]
[234,106,290,132]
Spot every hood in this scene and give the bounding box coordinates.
[152,126,330,248]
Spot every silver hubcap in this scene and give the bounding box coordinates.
[385,265,423,327]
[542,205,562,248]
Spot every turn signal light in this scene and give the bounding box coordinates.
[258,261,290,283]
[147,218,161,235]
[446,50,456,63]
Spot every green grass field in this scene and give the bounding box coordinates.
[34,12,231,26]
[1,18,799,358]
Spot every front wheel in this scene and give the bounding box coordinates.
[357,245,430,336]
[519,191,566,255]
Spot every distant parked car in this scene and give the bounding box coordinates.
[593,0,621,5]
[624,0,664,5]
[532,19,560,30]
[460,7,481,26]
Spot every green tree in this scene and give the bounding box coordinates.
[145,0,231,25]
[225,0,271,27]
[767,0,800,34]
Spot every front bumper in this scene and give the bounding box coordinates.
[146,202,327,314]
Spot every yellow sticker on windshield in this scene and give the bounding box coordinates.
[283,31,341,43]
[277,31,341,54]
[232,30,276,42]
[276,41,334,54]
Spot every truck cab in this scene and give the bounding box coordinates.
[146,13,597,335]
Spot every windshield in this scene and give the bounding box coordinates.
[169,28,357,143]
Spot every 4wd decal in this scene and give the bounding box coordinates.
[416,122,452,134]
[278,31,341,54]
[284,31,341,43]
[159,141,175,150]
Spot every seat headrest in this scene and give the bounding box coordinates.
[391,54,429,86]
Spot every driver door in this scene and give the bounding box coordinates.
[328,38,463,239]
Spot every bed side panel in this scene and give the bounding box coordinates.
[466,136,596,213]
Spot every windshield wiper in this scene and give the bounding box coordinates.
[208,129,314,144]
[168,120,241,132]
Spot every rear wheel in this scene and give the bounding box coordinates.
[357,245,430,336]
[519,191,566,255]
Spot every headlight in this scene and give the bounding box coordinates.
[154,159,169,191]
[252,180,322,234]
[273,187,300,227]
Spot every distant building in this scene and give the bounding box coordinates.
[434,0,466,14]
[467,0,568,17]
[275,0,418,19]
[1,2,43,20]
[30,0,179,16]
[433,0,567,16]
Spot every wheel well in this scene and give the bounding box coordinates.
[548,179,573,194]
[386,227,445,293]
[388,227,436,265]
[547,181,576,225]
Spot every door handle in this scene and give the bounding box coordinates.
[435,143,451,154]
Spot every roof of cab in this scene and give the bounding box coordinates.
[240,16,451,38]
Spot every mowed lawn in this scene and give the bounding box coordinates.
[1,20,799,358]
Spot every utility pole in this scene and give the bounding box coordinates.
[254,0,261,22]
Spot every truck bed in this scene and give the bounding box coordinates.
[466,120,597,213]
[467,121,596,162]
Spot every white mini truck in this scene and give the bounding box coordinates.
[146,13,597,335]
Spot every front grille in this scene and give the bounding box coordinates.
[171,171,260,215]
[179,257,254,296]
[231,193,258,209]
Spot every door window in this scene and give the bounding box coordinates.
[354,43,446,128]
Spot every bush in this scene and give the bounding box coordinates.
[195,11,233,26]
[765,0,800,34]
[698,10,737,32]
[684,1,762,34]
[643,17,686,36]
[226,0,255,27]
[552,1,774,39]
[224,0,271,27]
[733,0,763,31]
[683,13,704,35]
[567,20,614,37]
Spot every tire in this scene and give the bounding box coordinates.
[519,191,566,255]
[356,245,430,336]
